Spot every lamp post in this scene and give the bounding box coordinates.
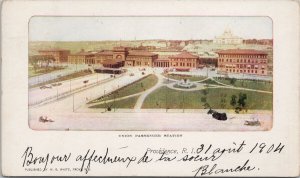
[69,79,71,92]
[97,73,99,83]
[72,94,75,112]
[206,64,209,78]
[56,86,58,100]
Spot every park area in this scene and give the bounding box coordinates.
[86,73,272,112]
[141,86,272,110]
[88,74,158,109]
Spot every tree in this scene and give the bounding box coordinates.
[230,95,237,107]
[237,93,247,108]
[203,102,210,109]
[29,56,39,72]
[230,78,237,85]
[201,97,207,103]
[29,55,55,72]
[220,93,227,109]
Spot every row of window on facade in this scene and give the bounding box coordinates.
[135,61,150,66]
[171,58,196,62]
[225,68,265,74]
[171,62,196,67]
[218,54,267,58]
[220,64,265,69]
[219,58,267,63]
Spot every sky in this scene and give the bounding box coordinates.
[29,16,272,41]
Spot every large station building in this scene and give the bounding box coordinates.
[68,47,158,67]
[216,49,268,75]
[37,46,271,76]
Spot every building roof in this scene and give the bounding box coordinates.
[38,48,70,52]
[69,51,95,56]
[169,51,199,59]
[155,56,170,61]
[128,50,158,57]
[96,50,114,56]
[216,49,268,55]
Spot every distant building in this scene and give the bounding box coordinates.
[213,29,243,45]
[216,49,268,75]
[38,49,70,63]
[243,39,273,46]
[168,51,200,70]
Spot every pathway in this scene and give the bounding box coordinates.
[86,92,143,108]
[134,73,164,109]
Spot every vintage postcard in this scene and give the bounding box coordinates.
[1,0,299,177]
[28,16,273,131]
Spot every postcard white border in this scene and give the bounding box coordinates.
[1,0,300,176]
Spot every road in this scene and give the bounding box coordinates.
[29,73,112,106]
[28,64,90,86]
[29,109,272,131]
[29,68,152,124]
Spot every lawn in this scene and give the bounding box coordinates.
[89,96,139,109]
[213,77,273,91]
[30,69,93,88]
[89,74,158,103]
[29,66,65,78]
[199,78,223,86]
[163,73,207,81]
[142,86,272,110]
